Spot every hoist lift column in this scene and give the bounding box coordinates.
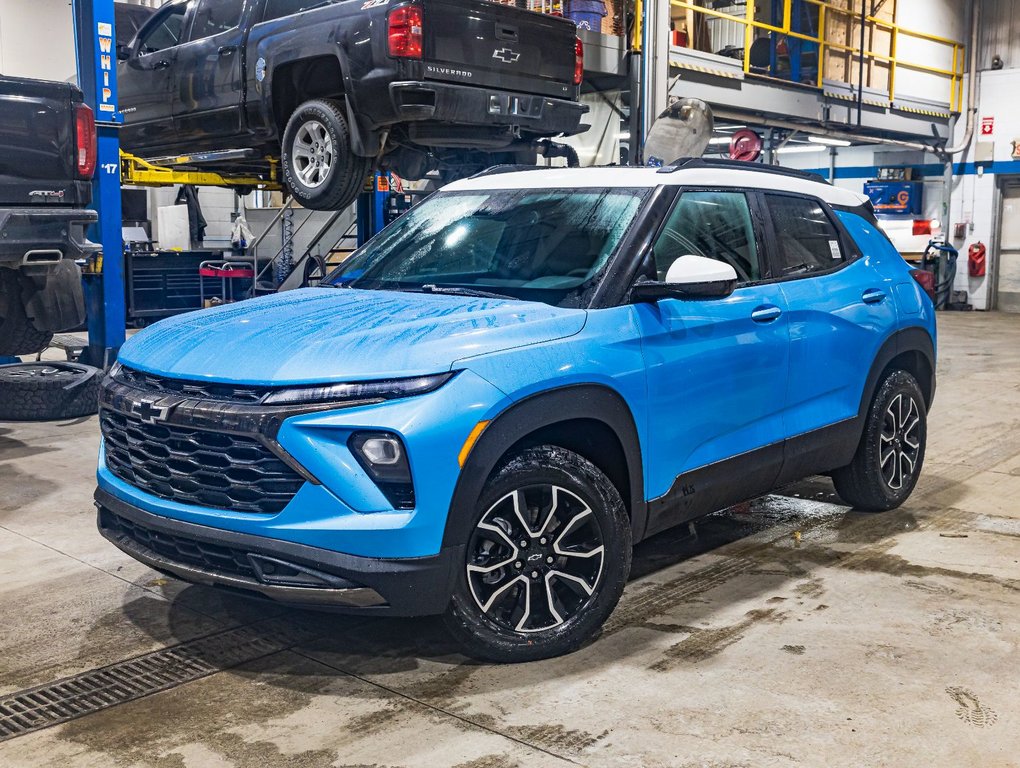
[73,0,125,367]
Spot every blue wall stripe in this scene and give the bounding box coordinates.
[801,159,1020,180]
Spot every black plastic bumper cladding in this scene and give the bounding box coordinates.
[388,81,587,135]
[95,488,461,616]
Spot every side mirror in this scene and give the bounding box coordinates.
[117,43,132,61]
[632,254,738,302]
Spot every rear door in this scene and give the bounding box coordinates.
[0,77,80,206]
[172,0,248,141]
[637,189,790,535]
[764,192,898,442]
[118,1,190,150]
[421,0,575,98]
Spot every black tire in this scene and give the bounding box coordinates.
[301,254,327,286]
[0,268,53,357]
[0,362,101,420]
[832,369,927,511]
[443,445,632,663]
[280,99,371,211]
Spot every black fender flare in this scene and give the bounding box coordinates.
[441,385,646,549]
[858,325,936,418]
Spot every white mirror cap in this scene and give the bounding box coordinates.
[664,254,738,285]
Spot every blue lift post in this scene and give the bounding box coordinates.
[73,0,125,368]
[356,173,392,247]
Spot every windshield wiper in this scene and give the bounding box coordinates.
[420,284,518,300]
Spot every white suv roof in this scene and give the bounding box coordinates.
[446,165,869,210]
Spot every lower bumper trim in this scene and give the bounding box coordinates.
[95,487,460,615]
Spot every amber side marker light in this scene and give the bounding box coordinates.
[458,421,491,467]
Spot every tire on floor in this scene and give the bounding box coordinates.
[0,362,101,420]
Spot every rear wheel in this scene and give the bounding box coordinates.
[443,446,631,662]
[832,369,927,511]
[281,99,371,211]
[0,268,52,357]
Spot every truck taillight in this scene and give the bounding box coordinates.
[912,219,933,236]
[75,103,97,179]
[574,36,584,85]
[388,4,423,59]
[910,268,936,302]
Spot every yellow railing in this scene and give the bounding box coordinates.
[669,0,965,112]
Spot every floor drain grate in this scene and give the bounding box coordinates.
[0,617,314,741]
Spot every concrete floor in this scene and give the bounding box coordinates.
[1,311,1019,767]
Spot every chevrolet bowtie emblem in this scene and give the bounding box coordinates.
[134,401,173,424]
[492,47,521,64]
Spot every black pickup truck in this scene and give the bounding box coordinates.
[0,76,98,357]
[117,0,588,210]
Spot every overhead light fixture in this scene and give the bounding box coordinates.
[709,137,733,145]
[808,135,852,147]
[776,144,828,154]
[615,132,630,140]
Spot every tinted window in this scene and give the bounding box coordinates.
[263,0,327,22]
[766,194,845,275]
[652,191,760,283]
[329,189,648,307]
[138,6,187,54]
[189,0,245,40]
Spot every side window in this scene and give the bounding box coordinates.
[189,0,245,40]
[137,6,188,54]
[652,191,761,283]
[263,0,319,23]
[765,194,845,276]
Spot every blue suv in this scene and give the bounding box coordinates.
[96,159,936,662]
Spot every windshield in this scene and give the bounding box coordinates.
[327,188,649,307]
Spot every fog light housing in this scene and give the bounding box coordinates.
[349,431,415,510]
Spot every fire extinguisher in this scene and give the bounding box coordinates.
[968,242,987,278]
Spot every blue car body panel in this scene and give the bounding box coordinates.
[98,201,936,569]
[118,288,586,384]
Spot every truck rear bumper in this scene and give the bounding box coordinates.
[389,80,588,138]
[96,487,461,617]
[0,207,98,266]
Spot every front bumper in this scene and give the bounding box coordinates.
[0,206,98,266]
[96,487,461,615]
[389,80,588,137]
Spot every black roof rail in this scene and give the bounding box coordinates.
[656,157,830,185]
[468,164,552,179]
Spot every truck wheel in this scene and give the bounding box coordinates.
[832,369,927,511]
[281,99,370,211]
[0,362,101,420]
[443,446,632,663]
[0,268,52,357]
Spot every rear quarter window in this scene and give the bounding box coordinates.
[765,194,846,276]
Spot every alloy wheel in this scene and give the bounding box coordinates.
[466,484,605,634]
[880,392,922,490]
[292,119,334,188]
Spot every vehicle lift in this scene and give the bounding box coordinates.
[70,0,392,367]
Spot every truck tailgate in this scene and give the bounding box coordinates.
[422,0,576,99]
[0,76,85,207]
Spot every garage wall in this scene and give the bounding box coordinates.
[0,0,77,82]
[891,0,969,105]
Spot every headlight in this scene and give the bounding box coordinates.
[262,372,456,407]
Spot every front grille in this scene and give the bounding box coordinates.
[117,366,271,404]
[100,507,257,579]
[100,409,304,514]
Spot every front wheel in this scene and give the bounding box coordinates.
[281,99,370,211]
[443,446,632,662]
[832,369,927,511]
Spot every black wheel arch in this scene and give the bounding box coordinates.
[442,384,646,549]
[860,326,936,417]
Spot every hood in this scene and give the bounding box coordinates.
[119,288,586,385]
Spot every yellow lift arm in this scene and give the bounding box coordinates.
[120,150,282,191]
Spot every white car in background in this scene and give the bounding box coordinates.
[877,216,941,260]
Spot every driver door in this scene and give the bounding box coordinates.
[636,190,791,535]
[118,1,191,150]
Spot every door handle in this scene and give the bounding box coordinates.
[218,45,236,57]
[153,59,171,70]
[862,288,887,304]
[751,304,782,323]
